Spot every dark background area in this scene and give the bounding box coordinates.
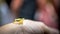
[5,0,12,7]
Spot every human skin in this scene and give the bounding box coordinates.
[10,0,24,17]
[0,19,59,34]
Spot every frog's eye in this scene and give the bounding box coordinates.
[16,20,21,22]
[14,18,24,23]
[15,18,22,21]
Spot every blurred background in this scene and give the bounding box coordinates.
[0,0,59,29]
[0,0,15,26]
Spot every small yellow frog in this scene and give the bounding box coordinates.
[13,18,24,25]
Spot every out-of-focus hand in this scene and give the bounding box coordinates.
[0,19,59,34]
[35,3,58,29]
